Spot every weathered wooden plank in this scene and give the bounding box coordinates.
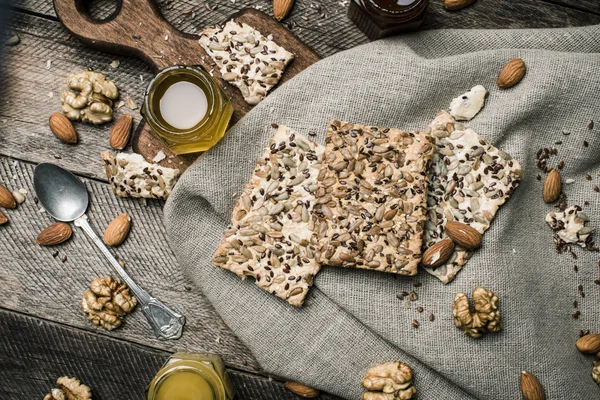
[541,0,600,15]
[0,156,262,371]
[0,11,154,180]
[8,0,600,59]
[0,308,341,399]
[423,0,600,29]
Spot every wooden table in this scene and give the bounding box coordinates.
[1,0,598,398]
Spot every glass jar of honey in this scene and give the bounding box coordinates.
[141,65,234,155]
[147,353,235,400]
[348,0,429,40]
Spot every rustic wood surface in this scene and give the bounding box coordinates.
[0,308,340,399]
[54,0,320,171]
[1,0,599,398]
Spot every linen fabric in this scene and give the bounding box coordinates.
[165,24,600,399]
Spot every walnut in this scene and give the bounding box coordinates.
[43,376,92,400]
[593,360,600,385]
[60,71,118,125]
[361,362,416,400]
[453,286,502,338]
[81,276,136,330]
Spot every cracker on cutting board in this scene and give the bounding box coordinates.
[212,126,324,306]
[311,121,434,276]
[101,151,180,200]
[423,111,523,283]
[199,20,294,105]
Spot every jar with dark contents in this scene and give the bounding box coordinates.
[348,0,429,40]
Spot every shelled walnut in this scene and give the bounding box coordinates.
[81,276,136,330]
[361,362,416,400]
[593,360,600,385]
[43,376,92,400]
[60,71,118,125]
[453,286,502,338]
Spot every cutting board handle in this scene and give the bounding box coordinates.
[54,0,204,71]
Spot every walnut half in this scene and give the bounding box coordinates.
[81,276,137,331]
[361,362,416,400]
[43,376,92,400]
[593,359,600,385]
[453,286,502,338]
[60,71,118,125]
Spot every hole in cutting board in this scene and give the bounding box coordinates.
[85,0,121,22]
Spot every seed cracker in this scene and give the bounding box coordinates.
[212,126,324,307]
[546,205,595,249]
[423,111,523,283]
[101,151,180,200]
[312,121,434,276]
[199,20,294,105]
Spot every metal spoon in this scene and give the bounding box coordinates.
[33,163,185,340]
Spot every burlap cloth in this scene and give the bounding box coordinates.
[165,25,600,399]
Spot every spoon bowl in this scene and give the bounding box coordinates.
[33,163,88,222]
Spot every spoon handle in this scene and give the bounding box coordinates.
[74,214,186,340]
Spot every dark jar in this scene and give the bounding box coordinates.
[348,0,429,40]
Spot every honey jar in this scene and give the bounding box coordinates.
[141,65,233,154]
[147,353,235,400]
[348,0,429,40]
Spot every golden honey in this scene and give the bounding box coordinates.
[141,65,233,155]
[147,353,235,400]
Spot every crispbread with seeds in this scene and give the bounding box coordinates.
[212,126,324,306]
[101,151,180,200]
[546,205,596,250]
[199,20,294,106]
[312,121,434,276]
[423,111,523,283]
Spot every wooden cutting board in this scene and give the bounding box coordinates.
[53,0,320,172]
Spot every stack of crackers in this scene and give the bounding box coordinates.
[212,113,522,306]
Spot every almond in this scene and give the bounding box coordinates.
[422,239,455,268]
[520,371,545,400]
[445,221,482,249]
[443,0,476,11]
[0,184,16,209]
[49,112,78,144]
[37,222,72,246]
[110,114,133,150]
[284,381,320,399]
[273,0,294,21]
[103,214,131,247]
[0,211,7,225]
[543,168,561,203]
[497,58,526,89]
[576,333,600,354]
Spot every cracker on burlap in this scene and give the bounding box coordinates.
[423,111,523,283]
[312,121,434,276]
[212,126,324,306]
